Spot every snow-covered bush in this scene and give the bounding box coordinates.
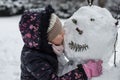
[0,0,119,18]
[105,0,120,19]
[0,0,26,16]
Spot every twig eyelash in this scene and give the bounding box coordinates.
[69,41,89,52]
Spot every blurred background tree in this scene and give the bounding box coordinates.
[98,0,107,7]
[0,0,120,19]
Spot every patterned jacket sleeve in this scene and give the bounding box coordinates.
[25,58,88,80]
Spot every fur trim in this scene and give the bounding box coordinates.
[47,13,57,32]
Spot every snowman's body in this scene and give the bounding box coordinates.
[59,5,120,80]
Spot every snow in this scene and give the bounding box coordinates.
[0,16,23,80]
[60,5,120,80]
[64,5,117,61]
[0,12,120,80]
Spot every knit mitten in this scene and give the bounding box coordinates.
[83,60,103,79]
[52,44,64,55]
[52,44,69,65]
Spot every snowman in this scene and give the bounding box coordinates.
[58,5,120,80]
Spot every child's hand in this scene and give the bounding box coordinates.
[83,60,103,79]
[52,44,64,55]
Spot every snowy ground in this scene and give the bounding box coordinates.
[0,16,120,80]
[0,16,23,80]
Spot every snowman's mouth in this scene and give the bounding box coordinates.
[68,41,89,52]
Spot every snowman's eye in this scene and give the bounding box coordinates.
[76,28,83,35]
[72,19,77,25]
[90,18,95,21]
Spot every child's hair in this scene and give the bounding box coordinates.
[19,5,62,50]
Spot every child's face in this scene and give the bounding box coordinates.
[51,30,65,45]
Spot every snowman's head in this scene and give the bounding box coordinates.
[64,6,118,63]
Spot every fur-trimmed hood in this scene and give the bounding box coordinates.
[19,5,55,50]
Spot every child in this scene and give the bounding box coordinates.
[19,5,102,80]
